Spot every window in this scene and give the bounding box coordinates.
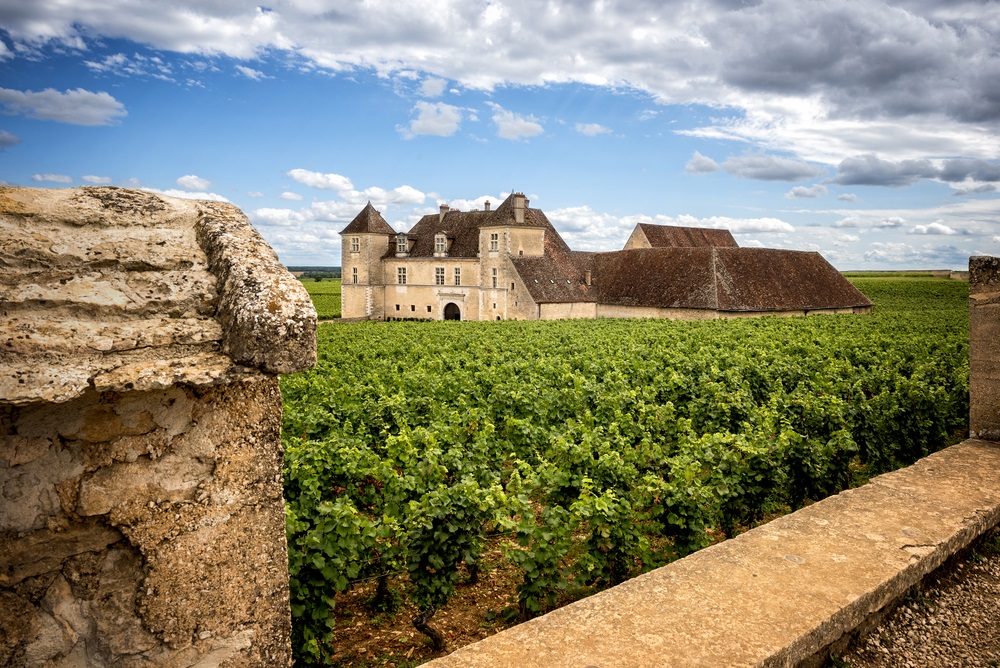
[397,235,408,254]
[435,234,447,254]
[427,305,432,312]
[395,304,400,311]
[489,233,499,252]
[350,237,360,253]
[410,305,415,312]
[491,268,498,288]
[511,282,515,290]
[397,267,407,285]
[352,267,358,284]
[435,267,445,285]
[454,267,461,286]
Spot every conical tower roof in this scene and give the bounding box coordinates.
[341,202,395,235]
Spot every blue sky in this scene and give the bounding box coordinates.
[1,0,998,269]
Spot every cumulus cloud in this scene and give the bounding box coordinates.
[575,122,611,137]
[721,153,824,182]
[833,154,939,187]
[834,154,1000,188]
[32,173,72,184]
[0,129,20,150]
[399,101,463,138]
[837,193,858,202]
[281,191,304,200]
[488,103,543,141]
[82,175,112,184]
[419,78,447,97]
[176,174,210,190]
[685,151,720,174]
[786,184,827,199]
[909,222,959,236]
[287,168,353,191]
[141,187,230,202]
[0,87,127,126]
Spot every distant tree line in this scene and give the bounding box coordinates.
[287,266,341,279]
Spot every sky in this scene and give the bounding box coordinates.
[1,0,998,269]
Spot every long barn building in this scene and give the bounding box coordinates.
[340,192,872,321]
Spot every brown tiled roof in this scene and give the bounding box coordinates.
[403,194,549,259]
[637,223,738,248]
[713,248,872,311]
[584,247,871,311]
[341,202,395,235]
[588,248,719,308]
[406,209,487,257]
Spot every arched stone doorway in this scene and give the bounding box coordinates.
[444,303,461,321]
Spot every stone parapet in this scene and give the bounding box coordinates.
[970,255,1000,440]
[428,439,1000,668]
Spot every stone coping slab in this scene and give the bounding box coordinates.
[427,439,1000,668]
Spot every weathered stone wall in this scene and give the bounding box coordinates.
[970,256,1000,440]
[1,377,292,666]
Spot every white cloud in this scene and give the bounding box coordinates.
[419,77,447,97]
[141,187,230,202]
[0,87,126,126]
[32,173,72,184]
[399,101,463,138]
[686,151,719,174]
[837,193,858,202]
[82,175,112,184]
[722,153,824,182]
[287,168,353,191]
[176,174,210,190]
[247,190,264,197]
[575,122,611,137]
[235,65,267,80]
[786,184,827,199]
[85,52,175,81]
[281,191,304,200]
[488,103,543,141]
[909,222,958,236]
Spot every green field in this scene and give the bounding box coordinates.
[299,277,341,319]
[282,277,969,663]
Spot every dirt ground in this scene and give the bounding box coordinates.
[325,539,526,667]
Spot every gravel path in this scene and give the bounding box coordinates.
[838,528,1000,668]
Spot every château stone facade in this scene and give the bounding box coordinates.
[340,192,872,321]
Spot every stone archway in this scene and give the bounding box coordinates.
[444,303,461,321]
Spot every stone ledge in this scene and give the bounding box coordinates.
[427,439,1000,668]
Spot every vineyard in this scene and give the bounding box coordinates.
[299,278,342,320]
[281,277,969,665]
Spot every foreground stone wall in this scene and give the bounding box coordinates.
[1,377,291,666]
[971,255,1000,440]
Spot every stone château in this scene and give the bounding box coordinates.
[340,192,872,321]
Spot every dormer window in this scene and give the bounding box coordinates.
[350,237,360,253]
[396,233,409,256]
[435,234,447,255]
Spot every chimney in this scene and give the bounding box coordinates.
[484,200,491,212]
[585,270,592,286]
[439,204,450,222]
[513,192,525,224]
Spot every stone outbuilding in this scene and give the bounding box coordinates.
[340,192,873,321]
[1,187,316,666]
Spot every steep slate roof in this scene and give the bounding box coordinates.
[582,247,872,312]
[341,202,395,235]
[0,186,317,406]
[403,193,549,259]
[637,223,738,248]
